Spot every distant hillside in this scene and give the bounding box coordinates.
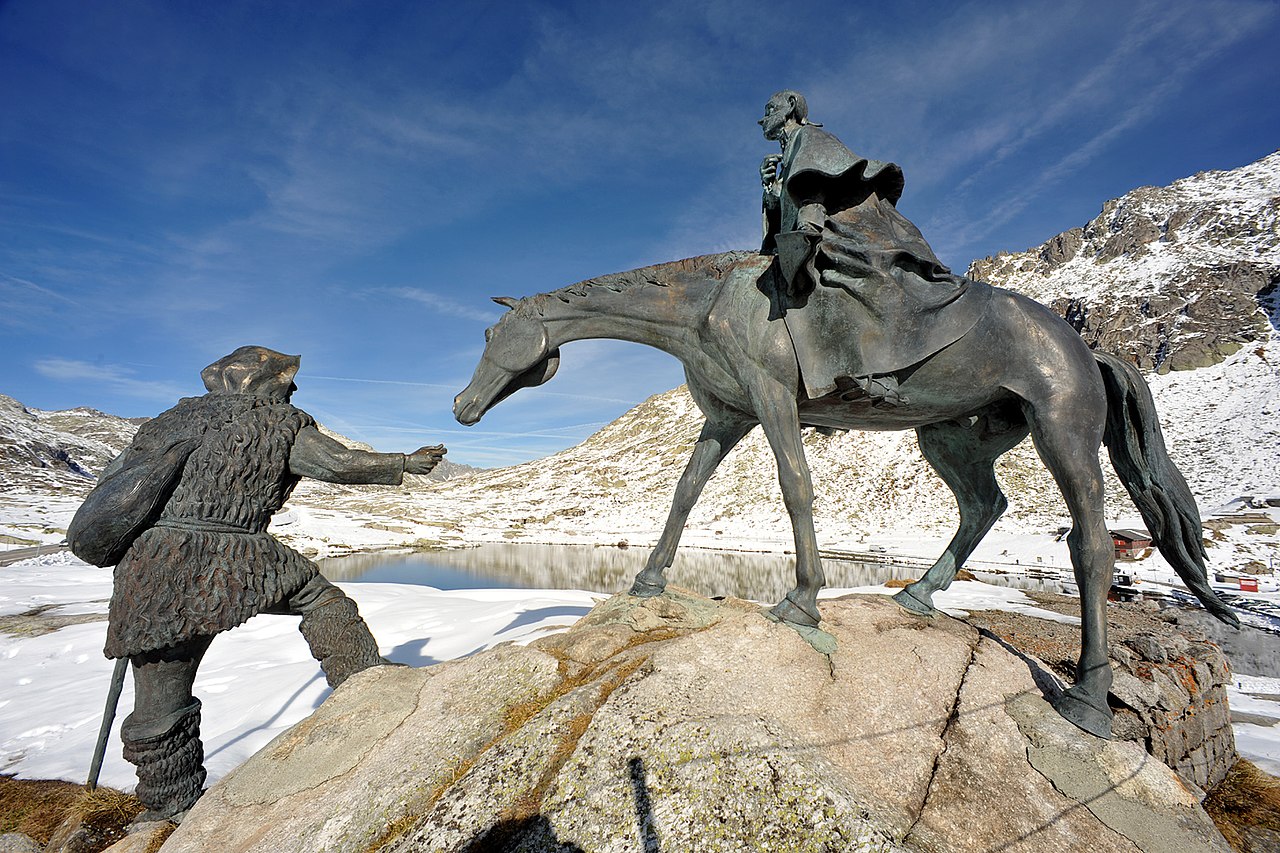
[0,394,140,494]
[0,394,476,496]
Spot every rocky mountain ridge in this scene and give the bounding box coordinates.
[970,150,1280,373]
[0,394,139,494]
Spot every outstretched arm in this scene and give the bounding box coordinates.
[289,426,445,485]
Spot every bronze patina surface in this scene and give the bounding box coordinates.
[69,345,446,822]
[454,94,1237,740]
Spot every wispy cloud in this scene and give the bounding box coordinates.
[306,374,460,389]
[0,272,80,305]
[933,0,1275,254]
[382,288,502,323]
[32,358,189,402]
[372,422,608,439]
[959,1,1268,194]
[0,272,84,331]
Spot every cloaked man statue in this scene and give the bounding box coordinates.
[68,345,446,822]
[758,89,989,408]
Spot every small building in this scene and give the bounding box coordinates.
[1213,571,1260,591]
[1110,529,1152,559]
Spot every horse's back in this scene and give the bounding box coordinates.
[981,287,1106,402]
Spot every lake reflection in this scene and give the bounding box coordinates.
[319,543,1063,603]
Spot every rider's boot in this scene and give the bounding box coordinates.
[857,373,907,408]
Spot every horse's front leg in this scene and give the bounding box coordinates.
[630,417,753,597]
[752,382,824,627]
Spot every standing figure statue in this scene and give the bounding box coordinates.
[67,345,446,822]
[759,89,988,407]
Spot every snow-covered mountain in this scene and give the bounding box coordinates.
[0,394,141,494]
[970,151,1280,373]
[2,151,1277,569]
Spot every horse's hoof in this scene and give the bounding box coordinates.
[628,577,666,598]
[893,587,936,617]
[1054,688,1113,739]
[769,595,821,628]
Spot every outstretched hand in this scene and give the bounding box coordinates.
[406,444,447,475]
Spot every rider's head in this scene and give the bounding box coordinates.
[759,90,809,141]
[201,345,301,402]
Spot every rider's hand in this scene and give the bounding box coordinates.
[760,154,782,190]
[405,444,446,475]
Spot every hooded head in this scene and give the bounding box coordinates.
[200,346,301,401]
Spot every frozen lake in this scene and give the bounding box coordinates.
[319,542,1065,602]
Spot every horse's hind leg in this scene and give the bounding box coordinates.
[1025,394,1116,738]
[630,417,753,597]
[895,412,1029,616]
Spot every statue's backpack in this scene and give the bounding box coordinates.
[67,407,202,567]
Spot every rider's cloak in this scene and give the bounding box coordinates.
[764,125,991,399]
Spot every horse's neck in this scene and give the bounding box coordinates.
[540,284,707,360]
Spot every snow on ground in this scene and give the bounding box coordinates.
[4,538,1279,791]
[822,579,1082,624]
[0,492,82,550]
[1229,675,1280,776]
[0,551,602,790]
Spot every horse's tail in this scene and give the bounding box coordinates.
[1094,351,1239,627]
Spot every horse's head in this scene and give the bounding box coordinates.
[454,296,561,425]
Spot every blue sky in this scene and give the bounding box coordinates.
[2,0,1278,467]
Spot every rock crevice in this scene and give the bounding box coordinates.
[901,633,980,846]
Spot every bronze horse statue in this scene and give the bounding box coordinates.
[453,250,1237,738]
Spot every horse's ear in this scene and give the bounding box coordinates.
[491,296,519,309]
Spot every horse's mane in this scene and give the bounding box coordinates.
[545,251,757,303]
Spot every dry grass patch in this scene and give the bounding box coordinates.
[1204,759,1280,852]
[883,569,975,589]
[0,774,82,842]
[0,604,107,638]
[0,776,143,850]
[75,786,145,843]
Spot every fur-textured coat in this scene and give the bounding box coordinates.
[104,393,319,659]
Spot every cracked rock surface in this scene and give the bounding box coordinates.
[161,591,1230,852]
